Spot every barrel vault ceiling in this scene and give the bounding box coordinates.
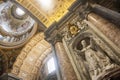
[16,0,76,27]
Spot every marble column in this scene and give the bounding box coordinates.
[54,40,77,80]
[87,12,120,49]
[92,4,120,26]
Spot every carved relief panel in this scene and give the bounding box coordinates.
[61,14,88,44]
[62,18,120,80]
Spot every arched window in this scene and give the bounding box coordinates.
[15,7,25,16]
[39,54,58,80]
[47,57,56,74]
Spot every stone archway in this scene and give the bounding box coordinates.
[11,33,52,80]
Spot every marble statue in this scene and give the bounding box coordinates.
[78,38,117,79]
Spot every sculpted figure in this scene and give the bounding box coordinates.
[78,38,116,79]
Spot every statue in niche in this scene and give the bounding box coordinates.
[77,37,117,79]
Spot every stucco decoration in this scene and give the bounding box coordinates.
[0,1,37,49]
[11,33,52,80]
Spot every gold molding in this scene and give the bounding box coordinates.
[16,0,76,27]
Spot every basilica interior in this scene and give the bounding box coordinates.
[0,0,120,80]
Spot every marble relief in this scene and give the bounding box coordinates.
[62,16,120,80]
[76,37,118,80]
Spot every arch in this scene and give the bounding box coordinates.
[71,32,92,50]
[11,32,52,80]
[0,1,37,49]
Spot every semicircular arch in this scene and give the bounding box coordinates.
[11,32,52,80]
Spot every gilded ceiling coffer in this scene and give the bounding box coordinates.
[15,0,76,27]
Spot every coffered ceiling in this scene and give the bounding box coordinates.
[16,0,76,27]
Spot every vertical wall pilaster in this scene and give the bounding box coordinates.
[54,41,77,80]
[87,13,120,49]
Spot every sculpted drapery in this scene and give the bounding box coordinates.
[77,38,116,79]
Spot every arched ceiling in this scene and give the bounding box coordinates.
[11,33,52,80]
[15,0,76,27]
[0,1,37,49]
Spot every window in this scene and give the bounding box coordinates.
[37,0,55,11]
[47,57,56,74]
[16,7,25,16]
